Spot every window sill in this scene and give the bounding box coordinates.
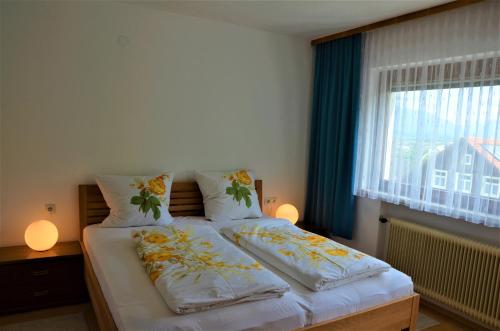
[356,189,500,225]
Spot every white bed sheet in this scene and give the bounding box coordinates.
[84,217,414,329]
[83,223,306,331]
[276,265,413,325]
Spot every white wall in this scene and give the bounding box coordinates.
[333,197,383,257]
[0,1,312,246]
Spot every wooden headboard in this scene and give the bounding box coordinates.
[79,180,262,239]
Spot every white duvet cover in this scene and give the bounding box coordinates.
[221,219,391,291]
[132,224,289,314]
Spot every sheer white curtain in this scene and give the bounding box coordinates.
[355,1,500,227]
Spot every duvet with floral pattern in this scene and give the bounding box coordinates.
[132,224,289,314]
[221,219,391,291]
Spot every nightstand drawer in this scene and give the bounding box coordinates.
[0,282,87,314]
[0,257,83,286]
[0,241,87,314]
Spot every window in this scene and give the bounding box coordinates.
[464,154,473,166]
[432,170,448,190]
[354,3,500,227]
[357,84,500,225]
[481,177,500,199]
[355,62,500,225]
[455,173,472,194]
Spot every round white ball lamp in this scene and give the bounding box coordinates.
[275,203,299,224]
[24,220,59,251]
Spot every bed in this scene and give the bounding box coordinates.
[79,181,420,331]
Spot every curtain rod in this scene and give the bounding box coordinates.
[310,0,483,46]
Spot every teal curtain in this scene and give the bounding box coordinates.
[305,34,362,239]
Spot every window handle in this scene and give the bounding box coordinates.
[379,216,389,223]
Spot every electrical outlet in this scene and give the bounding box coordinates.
[264,196,277,205]
[45,203,56,214]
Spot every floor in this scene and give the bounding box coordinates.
[0,304,96,331]
[0,302,485,331]
[419,302,489,331]
[0,313,87,331]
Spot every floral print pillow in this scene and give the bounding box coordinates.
[96,173,174,227]
[130,175,170,221]
[195,170,262,222]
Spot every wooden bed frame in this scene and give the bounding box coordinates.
[79,180,419,331]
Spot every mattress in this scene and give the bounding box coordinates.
[83,223,307,331]
[83,217,414,329]
[274,264,413,325]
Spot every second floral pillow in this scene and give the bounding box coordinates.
[96,173,174,227]
[195,170,263,222]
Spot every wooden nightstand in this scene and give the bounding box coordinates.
[295,221,330,236]
[295,221,306,229]
[0,241,87,315]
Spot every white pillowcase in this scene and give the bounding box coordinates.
[96,173,174,227]
[195,170,262,221]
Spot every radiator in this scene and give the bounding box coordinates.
[387,218,500,330]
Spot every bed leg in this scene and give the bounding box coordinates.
[409,294,420,331]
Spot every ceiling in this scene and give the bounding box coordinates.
[129,0,451,39]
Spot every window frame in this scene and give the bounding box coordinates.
[432,170,448,190]
[455,173,473,194]
[464,154,473,166]
[481,176,500,199]
[355,57,500,223]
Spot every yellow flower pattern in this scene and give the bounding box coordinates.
[129,174,171,221]
[222,221,391,292]
[325,248,348,257]
[227,224,366,270]
[144,233,169,244]
[224,170,256,208]
[148,176,167,195]
[133,226,264,285]
[200,241,213,249]
[278,249,295,257]
[235,170,252,185]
